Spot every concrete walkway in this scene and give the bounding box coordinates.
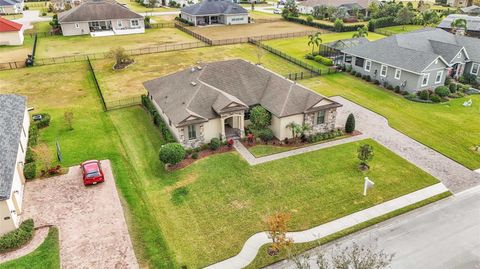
[13,10,51,30]
[332,96,480,194]
[0,226,50,264]
[204,183,448,269]
[234,134,368,165]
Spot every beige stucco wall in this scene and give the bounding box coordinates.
[271,113,305,140]
[224,14,248,25]
[61,22,90,36]
[202,118,222,142]
[0,30,24,46]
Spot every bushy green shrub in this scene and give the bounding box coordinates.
[345,113,355,133]
[386,84,394,91]
[185,148,193,156]
[365,75,371,82]
[191,152,199,159]
[334,18,344,31]
[449,83,457,93]
[459,73,477,85]
[355,72,362,78]
[304,53,314,60]
[159,143,185,165]
[444,76,452,86]
[209,138,221,150]
[23,162,36,180]
[253,128,274,141]
[306,15,313,22]
[28,125,38,147]
[430,94,441,103]
[394,86,400,92]
[25,147,34,164]
[250,106,271,129]
[351,70,357,76]
[34,113,51,129]
[0,219,34,253]
[373,80,380,85]
[418,90,429,100]
[434,86,450,97]
[313,55,334,66]
[175,16,194,26]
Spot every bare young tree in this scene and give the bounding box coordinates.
[266,212,293,255]
[255,45,267,65]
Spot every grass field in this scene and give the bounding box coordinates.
[0,36,33,63]
[92,44,309,101]
[0,228,60,269]
[108,110,438,268]
[115,0,179,13]
[188,21,319,40]
[25,22,52,34]
[248,145,293,157]
[376,25,426,34]
[299,15,368,26]
[35,28,196,58]
[263,31,385,71]
[248,10,282,19]
[301,73,480,169]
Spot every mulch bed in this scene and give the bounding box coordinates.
[167,145,235,171]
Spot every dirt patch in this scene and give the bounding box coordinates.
[164,173,199,193]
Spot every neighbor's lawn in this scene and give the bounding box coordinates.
[92,43,309,101]
[25,22,52,34]
[263,31,385,71]
[376,25,425,34]
[0,36,34,63]
[0,228,60,269]
[248,10,282,19]
[114,0,179,13]
[34,28,196,58]
[0,63,177,268]
[301,73,480,169]
[109,106,438,268]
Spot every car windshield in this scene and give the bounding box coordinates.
[86,171,100,178]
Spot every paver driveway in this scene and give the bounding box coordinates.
[22,160,138,269]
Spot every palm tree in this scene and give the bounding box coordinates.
[307,32,321,55]
[451,18,467,35]
[352,25,369,38]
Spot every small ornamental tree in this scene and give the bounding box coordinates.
[345,113,355,133]
[250,106,271,129]
[334,18,344,32]
[266,212,293,256]
[159,143,185,166]
[358,144,374,170]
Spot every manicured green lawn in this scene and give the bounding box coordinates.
[35,28,196,58]
[109,108,438,268]
[0,228,60,269]
[263,31,385,71]
[114,0,179,13]
[25,22,52,34]
[248,145,293,157]
[249,10,282,19]
[376,25,426,35]
[92,44,309,101]
[301,73,480,169]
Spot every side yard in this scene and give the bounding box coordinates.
[301,73,480,170]
[375,25,426,35]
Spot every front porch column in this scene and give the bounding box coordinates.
[239,115,245,138]
[209,16,212,25]
[221,117,225,141]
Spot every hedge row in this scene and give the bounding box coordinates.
[0,219,34,253]
[368,16,398,31]
[175,16,194,26]
[284,16,364,32]
[141,95,176,143]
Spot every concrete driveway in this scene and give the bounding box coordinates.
[13,10,51,30]
[22,160,138,269]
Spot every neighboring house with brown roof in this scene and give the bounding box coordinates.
[0,94,29,236]
[58,0,144,37]
[144,59,342,148]
[298,0,378,16]
[0,16,23,45]
[0,0,23,14]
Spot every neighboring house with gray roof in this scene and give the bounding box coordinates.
[298,0,378,16]
[0,0,23,14]
[180,0,248,26]
[438,14,480,38]
[0,94,29,236]
[58,0,144,37]
[144,59,342,148]
[342,28,480,93]
[461,5,480,15]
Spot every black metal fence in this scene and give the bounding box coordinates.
[105,96,142,111]
[284,71,322,81]
[148,22,175,29]
[175,23,213,45]
[86,57,107,111]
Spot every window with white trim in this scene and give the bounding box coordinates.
[187,125,196,140]
[471,63,479,75]
[131,19,139,27]
[421,73,430,86]
[316,110,326,125]
[380,65,387,77]
[435,70,443,84]
[364,60,371,72]
[394,69,401,80]
[117,20,123,28]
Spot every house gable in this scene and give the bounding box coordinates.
[423,56,450,72]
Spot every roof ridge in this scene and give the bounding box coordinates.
[279,83,294,116]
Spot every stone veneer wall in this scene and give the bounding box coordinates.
[304,108,337,135]
[177,123,205,148]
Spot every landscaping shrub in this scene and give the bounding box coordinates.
[185,148,193,157]
[449,83,457,93]
[434,86,450,97]
[368,16,397,31]
[23,162,36,180]
[418,90,430,100]
[284,16,362,32]
[351,70,357,76]
[141,95,176,143]
[191,152,199,159]
[373,80,380,85]
[355,72,362,78]
[33,113,51,129]
[306,15,313,22]
[345,113,355,134]
[250,106,271,129]
[459,73,478,85]
[159,143,185,165]
[444,76,452,86]
[28,125,38,147]
[430,94,441,103]
[313,55,334,66]
[365,75,371,82]
[253,128,274,141]
[386,84,394,91]
[25,147,34,164]
[171,187,189,205]
[175,16,194,26]
[0,219,34,253]
[334,18,344,32]
[460,84,471,92]
[304,53,314,60]
[209,138,221,150]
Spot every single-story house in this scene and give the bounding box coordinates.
[0,0,23,14]
[438,14,480,38]
[447,0,470,7]
[58,0,145,37]
[461,4,480,15]
[0,94,29,236]
[298,0,378,16]
[51,0,83,12]
[0,16,23,45]
[180,0,248,26]
[144,59,342,148]
[341,28,480,93]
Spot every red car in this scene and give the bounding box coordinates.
[81,160,105,186]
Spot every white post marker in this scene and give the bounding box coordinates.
[363,177,375,196]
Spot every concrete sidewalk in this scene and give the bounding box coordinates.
[204,183,449,269]
[234,134,368,166]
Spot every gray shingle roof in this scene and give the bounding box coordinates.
[324,37,369,50]
[342,28,480,73]
[144,59,341,127]
[0,0,21,6]
[461,5,480,14]
[0,94,26,201]
[181,0,248,16]
[438,14,480,32]
[58,0,142,23]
